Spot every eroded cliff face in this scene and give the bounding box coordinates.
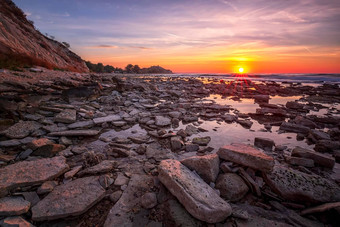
[0,0,89,72]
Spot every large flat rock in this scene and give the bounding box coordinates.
[263,165,340,204]
[0,156,69,197]
[32,176,106,221]
[217,143,274,173]
[158,159,232,223]
[3,121,42,139]
[104,174,154,227]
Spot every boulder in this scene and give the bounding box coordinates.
[263,165,340,203]
[32,176,106,221]
[217,144,274,173]
[0,156,69,197]
[292,146,335,169]
[158,159,232,223]
[254,137,275,151]
[181,154,220,183]
[215,173,249,202]
[0,197,30,216]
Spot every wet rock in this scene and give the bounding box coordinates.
[3,121,42,139]
[0,156,68,197]
[181,154,220,183]
[315,140,340,153]
[67,120,94,129]
[185,125,199,136]
[286,101,305,109]
[37,181,58,194]
[32,176,106,221]
[237,119,253,129]
[286,156,314,168]
[224,114,237,123]
[292,146,335,169]
[48,129,100,137]
[279,122,309,134]
[158,159,232,223]
[182,116,198,123]
[254,137,275,151]
[78,160,116,176]
[170,136,183,151]
[93,115,122,124]
[104,174,154,227]
[215,173,249,202]
[217,144,274,173]
[141,192,157,209]
[308,129,331,143]
[32,144,66,157]
[263,165,340,203]
[185,143,199,152]
[0,197,30,216]
[54,109,77,124]
[155,116,171,126]
[192,136,211,146]
[0,216,34,227]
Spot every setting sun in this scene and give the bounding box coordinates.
[238,67,244,73]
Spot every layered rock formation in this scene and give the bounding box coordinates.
[0,0,88,72]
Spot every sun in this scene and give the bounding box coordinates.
[238,67,244,73]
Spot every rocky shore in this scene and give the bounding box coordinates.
[0,69,339,226]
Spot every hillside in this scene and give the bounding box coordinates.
[0,0,88,72]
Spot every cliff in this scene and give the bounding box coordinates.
[0,0,88,72]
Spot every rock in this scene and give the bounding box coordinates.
[77,160,116,176]
[287,156,314,168]
[64,166,82,179]
[155,116,171,126]
[254,95,270,103]
[48,129,100,137]
[238,168,261,196]
[109,191,123,204]
[111,147,130,157]
[192,136,211,146]
[99,175,114,189]
[215,173,249,202]
[0,197,30,216]
[141,192,158,209]
[237,119,253,129]
[254,137,275,151]
[3,121,42,139]
[263,165,340,203]
[185,125,199,136]
[308,129,331,143]
[21,192,40,206]
[32,144,66,157]
[0,156,69,197]
[0,139,21,147]
[256,108,287,116]
[0,216,34,227]
[165,199,202,227]
[68,120,94,129]
[170,136,183,151]
[32,176,105,221]
[181,154,220,183]
[185,143,199,152]
[279,122,309,134]
[176,129,187,137]
[158,159,232,223]
[114,173,130,186]
[292,146,335,169]
[224,114,237,123]
[104,174,154,227]
[37,181,58,195]
[60,136,72,145]
[217,144,274,173]
[169,111,181,118]
[286,101,304,109]
[28,138,54,150]
[314,140,340,153]
[301,202,340,215]
[293,116,317,129]
[55,109,77,124]
[93,115,122,124]
[0,154,16,162]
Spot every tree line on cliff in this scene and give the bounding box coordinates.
[85,61,172,74]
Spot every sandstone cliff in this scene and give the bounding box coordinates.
[0,0,88,72]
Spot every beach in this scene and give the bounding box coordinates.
[0,69,340,226]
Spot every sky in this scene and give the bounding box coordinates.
[13,0,340,73]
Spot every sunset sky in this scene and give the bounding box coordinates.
[13,0,340,73]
